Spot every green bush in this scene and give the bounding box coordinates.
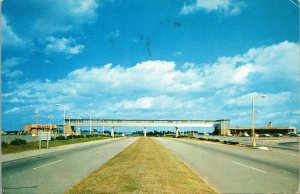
[2,141,8,147]
[56,135,66,140]
[10,139,27,145]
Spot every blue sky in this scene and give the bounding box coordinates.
[1,0,300,132]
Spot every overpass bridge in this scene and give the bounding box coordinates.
[64,118,230,137]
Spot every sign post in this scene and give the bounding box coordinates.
[38,131,51,149]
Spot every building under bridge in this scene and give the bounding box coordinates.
[227,122,296,135]
[63,118,230,137]
[24,119,296,136]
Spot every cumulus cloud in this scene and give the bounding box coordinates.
[2,41,299,128]
[45,37,84,55]
[2,0,100,53]
[2,57,25,78]
[32,0,99,34]
[67,61,203,93]
[1,16,24,47]
[180,0,242,15]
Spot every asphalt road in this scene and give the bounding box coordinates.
[154,137,299,194]
[2,137,138,194]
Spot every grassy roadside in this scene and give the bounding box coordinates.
[66,137,218,194]
[1,136,111,154]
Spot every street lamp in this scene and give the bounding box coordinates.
[77,116,81,134]
[68,114,72,135]
[56,104,66,136]
[34,112,39,135]
[251,94,266,147]
[48,114,54,134]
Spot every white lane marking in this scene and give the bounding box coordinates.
[197,149,207,153]
[233,161,267,174]
[33,159,64,170]
[272,150,299,157]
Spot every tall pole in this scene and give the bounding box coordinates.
[56,104,66,136]
[251,95,266,147]
[251,96,256,147]
[77,116,81,135]
[63,106,66,136]
[68,114,71,136]
[48,114,53,134]
[89,114,92,135]
[34,112,39,135]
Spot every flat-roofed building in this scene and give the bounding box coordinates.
[228,122,296,135]
[23,124,60,136]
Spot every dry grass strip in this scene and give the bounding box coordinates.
[66,137,218,194]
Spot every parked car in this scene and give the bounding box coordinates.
[273,133,283,137]
[241,133,250,137]
[288,132,299,137]
[260,134,270,137]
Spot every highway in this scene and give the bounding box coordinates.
[154,137,299,194]
[2,137,138,194]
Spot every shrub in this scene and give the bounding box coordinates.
[10,139,27,145]
[77,135,84,138]
[228,141,239,145]
[213,139,220,142]
[55,136,66,140]
[2,141,8,147]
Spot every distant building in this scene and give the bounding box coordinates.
[23,124,60,136]
[23,124,81,136]
[226,123,296,135]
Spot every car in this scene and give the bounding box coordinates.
[241,133,250,137]
[260,134,270,137]
[288,133,300,137]
[273,133,283,137]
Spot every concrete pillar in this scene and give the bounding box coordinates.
[111,127,114,138]
[144,127,147,137]
[175,127,179,138]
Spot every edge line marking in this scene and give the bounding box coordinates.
[233,161,267,174]
[33,159,64,170]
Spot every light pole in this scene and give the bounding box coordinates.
[77,116,81,135]
[56,104,66,136]
[34,112,39,135]
[251,94,266,147]
[48,114,54,134]
[89,114,92,135]
[68,114,72,135]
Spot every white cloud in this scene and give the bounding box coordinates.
[1,16,24,47]
[45,37,84,55]
[2,57,25,78]
[180,0,242,15]
[226,92,292,107]
[68,61,204,93]
[4,107,21,114]
[34,0,100,34]
[2,41,299,129]
[172,51,183,57]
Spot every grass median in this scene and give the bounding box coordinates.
[66,137,218,194]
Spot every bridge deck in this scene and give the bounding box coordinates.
[64,118,230,128]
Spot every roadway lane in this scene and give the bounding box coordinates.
[154,137,299,194]
[2,137,138,194]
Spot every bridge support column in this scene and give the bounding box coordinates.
[111,127,114,138]
[175,127,179,138]
[144,127,147,137]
